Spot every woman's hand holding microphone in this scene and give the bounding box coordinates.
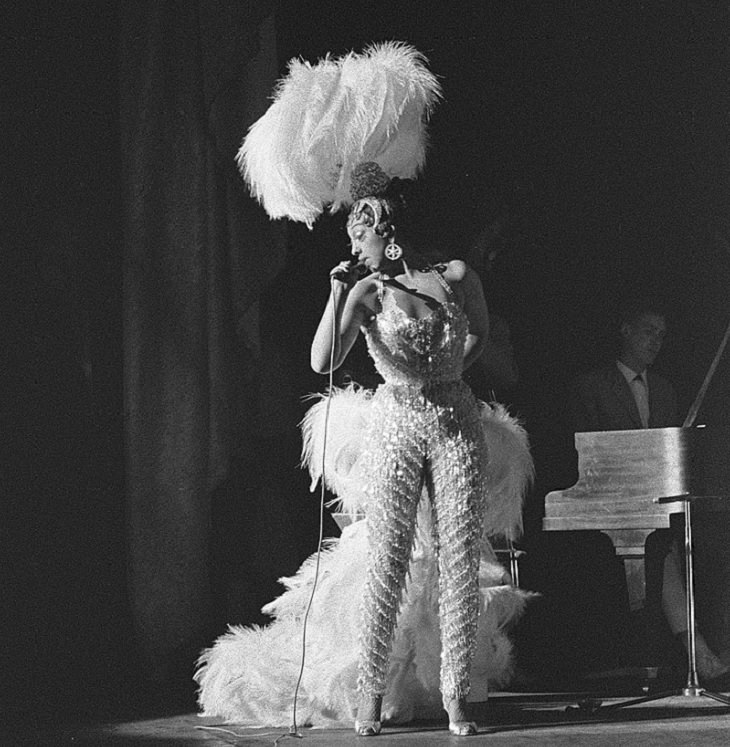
[329,260,367,288]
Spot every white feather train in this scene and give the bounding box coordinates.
[195,517,530,727]
[195,386,534,727]
[238,42,442,226]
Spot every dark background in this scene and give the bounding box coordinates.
[3,0,730,721]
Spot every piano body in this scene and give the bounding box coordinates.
[544,425,730,650]
[545,426,697,532]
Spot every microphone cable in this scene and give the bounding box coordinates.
[278,274,342,743]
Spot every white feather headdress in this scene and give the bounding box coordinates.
[238,41,442,227]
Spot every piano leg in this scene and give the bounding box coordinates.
[603,529,654,612]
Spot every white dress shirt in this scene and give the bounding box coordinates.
[617,359,649,428]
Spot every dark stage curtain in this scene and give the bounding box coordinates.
[119,2,285,690]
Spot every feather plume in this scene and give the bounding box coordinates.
[299,384,372,514]
[300,387,532,538]
[238,41,442,227]
[479,402,534,540]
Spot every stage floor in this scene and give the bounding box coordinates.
[9,691,730,746]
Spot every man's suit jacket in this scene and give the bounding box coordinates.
[569,363,679,432]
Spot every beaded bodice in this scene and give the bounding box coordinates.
[364,278,468,386]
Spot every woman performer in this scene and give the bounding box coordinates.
[196,43,532,738]
[313,166,492,735]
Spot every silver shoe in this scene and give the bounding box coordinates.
[354,719,382,736]
[448,720,478,736]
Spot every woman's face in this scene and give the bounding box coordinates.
[348,222,387,270]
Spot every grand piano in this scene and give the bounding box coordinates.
[543,330,730,647]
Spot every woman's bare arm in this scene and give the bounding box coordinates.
[449,261,489,371]
[310,270,375,374]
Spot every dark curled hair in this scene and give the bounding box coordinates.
[350,162,391,201]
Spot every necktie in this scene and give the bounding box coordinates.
[631,374,650,428]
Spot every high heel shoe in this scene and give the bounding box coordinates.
[445,696,478,736]
[355,694,382,736]
[354,719,382,736]
[448,720,478,736]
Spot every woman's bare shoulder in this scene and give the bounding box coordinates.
[440,259,470,283]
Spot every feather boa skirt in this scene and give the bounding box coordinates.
[196,386,534,727]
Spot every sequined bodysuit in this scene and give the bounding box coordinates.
[357,274,488,705]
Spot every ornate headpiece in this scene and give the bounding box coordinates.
[238,42,441,228]
[346,196,385,230]
[345,162,393,231]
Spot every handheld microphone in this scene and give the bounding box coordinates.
[331,260,368,282]
[349,260,368,278]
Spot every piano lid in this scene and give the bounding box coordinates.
[683,314,730,428]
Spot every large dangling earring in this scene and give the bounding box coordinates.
[384,237,403,262]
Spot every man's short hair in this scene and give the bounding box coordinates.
[617,300,667,330]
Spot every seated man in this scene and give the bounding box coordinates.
[569,303,729,685]
[569,305,675,431]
